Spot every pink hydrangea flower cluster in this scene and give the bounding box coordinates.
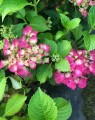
[54,49,95,90]
[70,0,95,17]
[0,26,50,78]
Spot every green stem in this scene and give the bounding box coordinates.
[33,0,38,15]
[89,28,93,34]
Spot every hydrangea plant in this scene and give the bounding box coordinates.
[0,0,95,120]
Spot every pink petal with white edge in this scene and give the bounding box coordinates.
[28,60,36,69]
[39,44,50,53]
[22,25,32,36]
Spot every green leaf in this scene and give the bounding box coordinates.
[28,88,57,120]
[72,24,83,41]
[0,0,30,21]
[0,103,6,116]
[55,59,70,72]
[12,23,25,37]
[30,15,49,32]
[45,39,58,55]
[83,31,95,51]
[0,77,7,101]
[38,32,53,40]
[0,0,3,5]
[15,8,26,20]
[58,40,72,57]
[54,97,72,120]
[4,94,27,116]
[36,64,52,83]
[0,69,5,79]
[88,6,95,29]
[55,31,65,40]
[26,10,37,22]
[60,14,80,30]
[67,18,81,30]
[0,117,6,120]
[9,77,22,90]
[60,13,70,28]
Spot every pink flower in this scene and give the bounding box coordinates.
[67,78,76,90]
[18,39,29,48]
[66,55,75,63]
[89,0,95,6]
[39,44,50,53]
[22,26,32,36]
[3,49,11,56]
[29,36,38,44]
[78,77,87,88]
[89,61,95,75]
[75,59,83,65]
[0,60,5,68]
[73,67,83,77]
[89,50,95,60]
[3,39,10,49]
[16,60,24,68]
[53,71,64,84]
[28,60,36,69]
[16,67,32,78]
[9,64,17,72]
[79,8,88,17]
[12,39,19,47]
[18,49,25,57]
[30,31,38,37]
[76,0,83,6]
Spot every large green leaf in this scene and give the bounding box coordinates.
[4,94,27,116]
[60,13,70,28]
[58,40,72,57]
[67,18,81,30]
[0,117,6,120]
[0,0,30,21]
[83,31,95,51]
[30,15,49,32]
[36,64,52,83]
[60,14,80,30]
[88,6,95,29]
[45,39,58,55]
[0,77,7,101]
[72,24,83,41]
[54,97,72,120]
[28,88,57,120]
[0,0,3,5]
[55,59,70,72]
